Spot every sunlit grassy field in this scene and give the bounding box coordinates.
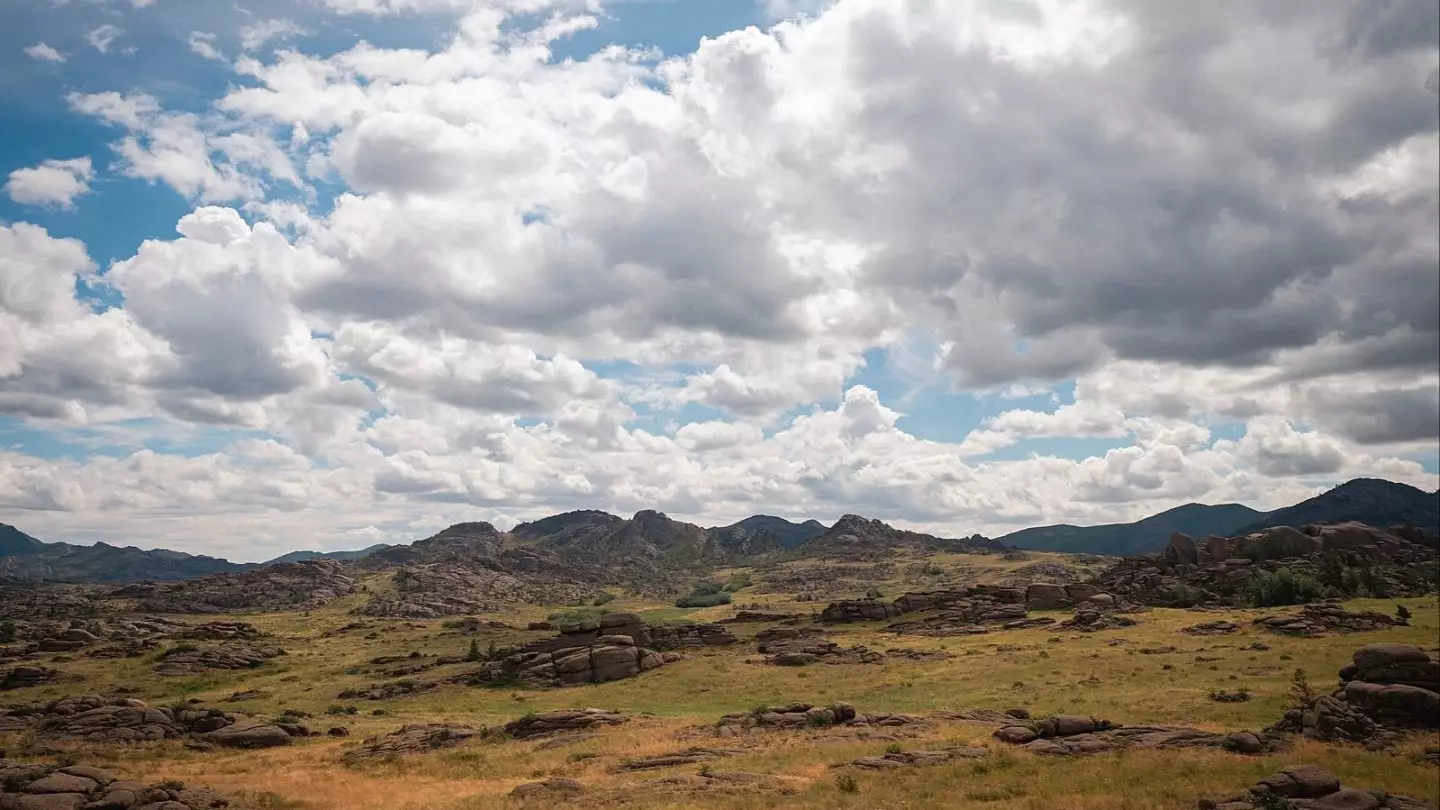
[4,562,1437,809]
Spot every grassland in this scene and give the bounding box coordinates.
[3,555,1437,809]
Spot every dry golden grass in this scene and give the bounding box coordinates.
[5,582,1438,809]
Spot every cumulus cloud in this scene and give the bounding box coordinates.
[188,32,224,62]
[4,157,94,209]
[239,19,307,52]
[0,0,1436,556]
[24,43,66,63]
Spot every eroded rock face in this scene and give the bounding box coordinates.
[1198,764,1438,810]
[342,724,484,762]
[756,629,882,666]
[503,709,627,740]
[0,760,235,810]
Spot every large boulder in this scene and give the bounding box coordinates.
[504,709,627,740]
[1025,584,1068,610]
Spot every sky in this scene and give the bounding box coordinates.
[0,0,1437,563]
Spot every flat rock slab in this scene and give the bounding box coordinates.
[342,724,483,762]
[505,709,628,740]
[613,747,747,771]
[846,747,989,769]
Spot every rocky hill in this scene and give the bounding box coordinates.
[996,503,1265,556]
[707,515,826,553]
[110,559,361,613]
[263,545,394,565]
[797,515,1003,561]
[1238,478,1438,535]
[0,524,250,583]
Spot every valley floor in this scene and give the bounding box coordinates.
[2,583,1438,809]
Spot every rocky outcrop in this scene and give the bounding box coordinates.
[126,558,360,613]
[0,760,235,810]
[354,564,592,618]
[1253,604,1399,637]
[798,515,1002,561]
[713,702,927,736]
[503,708,628,739]
[1059,608,1138,632]
[0,586,100,621]
[1272,644,1439,745]
[342,723,483,762]
[337,679,439,701]
[1097,523,1438,607]
[177,621,264,640]
[992,715,1280,757]
[1,694,309,748]
[457,628,673,688]
[823,586,1044,635]
[755,629,881,666]
[719,610,800,623]
[647,624,738,649]
[1198,764,1438,810]
[0,666,56,690]
[154,643,286,676]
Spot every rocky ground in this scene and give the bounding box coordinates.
[0,519,1434,809]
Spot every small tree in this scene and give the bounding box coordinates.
[1286,668,1315,711]
[1396,604,1412,624]
[466,639,483,662]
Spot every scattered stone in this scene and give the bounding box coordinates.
[342,724,483,762]
[177,621,265,641]
[504,709,628,740]
[128,559,360,614]
[1198,764,1437,810]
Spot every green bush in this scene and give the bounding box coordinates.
[1160,584,1205,607]
[723,573,753,592]
[545,608,603,624]
[835,774,859,794]
[592,592,616,606]
[675,592,732,608]
[1246,568,1333,607]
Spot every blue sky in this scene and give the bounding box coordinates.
[1,0,1435,560]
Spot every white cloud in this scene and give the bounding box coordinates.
[239,18,307,51]
[4,157,94,209]
[1,0,1436,557]
[188,32,224,62]
[24,43,66,63]
[85,24,125,54]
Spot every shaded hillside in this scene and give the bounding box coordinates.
[707,515,826,553]
[0,524,48,558]
[0,524,251,583]
[263,545,394,565]
[1239,478,1439,534]
[997,503,1264,556]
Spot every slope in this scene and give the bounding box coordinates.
[1238,477,1439,534]
[996,503,1265,556]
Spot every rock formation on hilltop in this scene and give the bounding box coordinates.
[1094,522,1438,606]
[707,516,827,554]
[798,515,1002,561]
[115,559,360,613]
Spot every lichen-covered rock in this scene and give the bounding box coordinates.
[1253,604,1399,637]
[503,708,628,740]
[0,667,57,691]
[342,723,483,762]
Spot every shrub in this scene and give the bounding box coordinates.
[546,608,603,624]
[325,705,359,716]
[1246,568,1332,607]
[864,587,884,600]
[835,774,859,794]
[723,572,752,592]
[0,621,15,644]
[1396,604,1412,623]
[1161,584,1205,608]
[884,742,903,754]
[1255,792,1297,810]
[675,592,732,608]
[466,639,483,662]
[1286,668,1314,711]
[592,592,616,606]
